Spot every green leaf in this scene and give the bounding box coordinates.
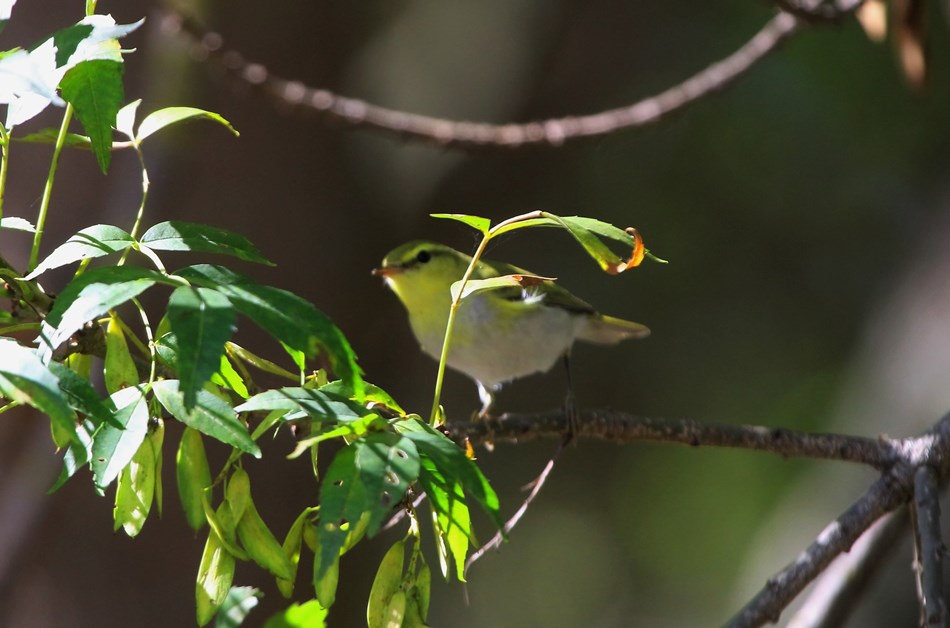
[397,419,501,529]
[167,286,237,409]
[177,427,212,531]
[235,387,368,423]
[113,429,157,537]
[316,445,368,580]
[153,380,260,457]
[430,213,491,235]
[91,386,149,489]
[49,418,96,493]
[0,216,35,232]
[418,458,471,581]
[450,273,555,302]
[197,529,236,626]
[104,315,138,394]
[318,380,404,415]
[52,23,94,66]
[26,224,134,279]
[236,497,295,581]
[215,587,261,628]
[263,600,328,628]
[115,99,140,139]
[355,433,420,536]
[174,265,363,399]
[47,361,121,429]
[212,354,249,399]
[136,106,239,142]
[367,540,405,628]
[14,129,92,147]
[277,508,314,598]
[59,59,123,173]
[0,340,76,445]
[39,266,169,359]
[141,221,272,266]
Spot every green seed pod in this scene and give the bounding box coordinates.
[367,540,405,628]
[176,427,211,531]
[236,496,295,581]
[195,529,235,626]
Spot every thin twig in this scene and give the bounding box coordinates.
[449,409,900,469]
[912,465,946,627]
[464,444,562,576]
[164,10,809,149]
[787,510,907,628]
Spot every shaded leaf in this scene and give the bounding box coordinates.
[48,361,121,429]
[355,433,420,536]
[59,59,123,172]
[174,264,363,399]
[196,529,236,626]
[177,427,212,531]
[167,286,236,409]
[153,379,260,457]
[113,430,156,537]
[367,540,405,628]
[235,387,367,423]
[316,445,367,581]
[141,221,271,265]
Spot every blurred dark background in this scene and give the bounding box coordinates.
[2,1,950,626]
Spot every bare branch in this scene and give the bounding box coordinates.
[912,465,947,626]
[787,510,907,628]
[727,466,914,627]
[450,408,899,469]
[164,11,810,149]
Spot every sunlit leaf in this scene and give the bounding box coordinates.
[215,587,261,628]
[316,445,368,581]
[104,315,138,394]
[430,213,491,235]
[39,266,169,360]
[235,387,367,423]
[0,216,35,232]
[177,427,212,531]
[136,106,238,142]
[450,273,555,302]
[91,385,149,489]
[26,224,134,279]
[153,380,260,457]
[0,340,76,445]
[263,600,328,628]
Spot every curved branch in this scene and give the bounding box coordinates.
[449,408,900,469]
[164,11,809,149]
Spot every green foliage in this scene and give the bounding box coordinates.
[0,5,659,627]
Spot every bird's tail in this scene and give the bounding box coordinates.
[577,314,650,345]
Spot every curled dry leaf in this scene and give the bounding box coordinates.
[604,228,646,275]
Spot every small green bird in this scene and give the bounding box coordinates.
[373,241,650,418]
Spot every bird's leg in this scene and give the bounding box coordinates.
[562,351,578,445]
[475,380,497,419]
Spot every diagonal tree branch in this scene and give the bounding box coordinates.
[163,7,862,150]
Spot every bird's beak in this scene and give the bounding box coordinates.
[371,266,401,278]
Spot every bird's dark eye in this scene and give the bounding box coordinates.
[415,250,431,264]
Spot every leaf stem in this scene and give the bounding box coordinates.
[428,210,544,425]
[29,104,75,272]
[0,123,10,221]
